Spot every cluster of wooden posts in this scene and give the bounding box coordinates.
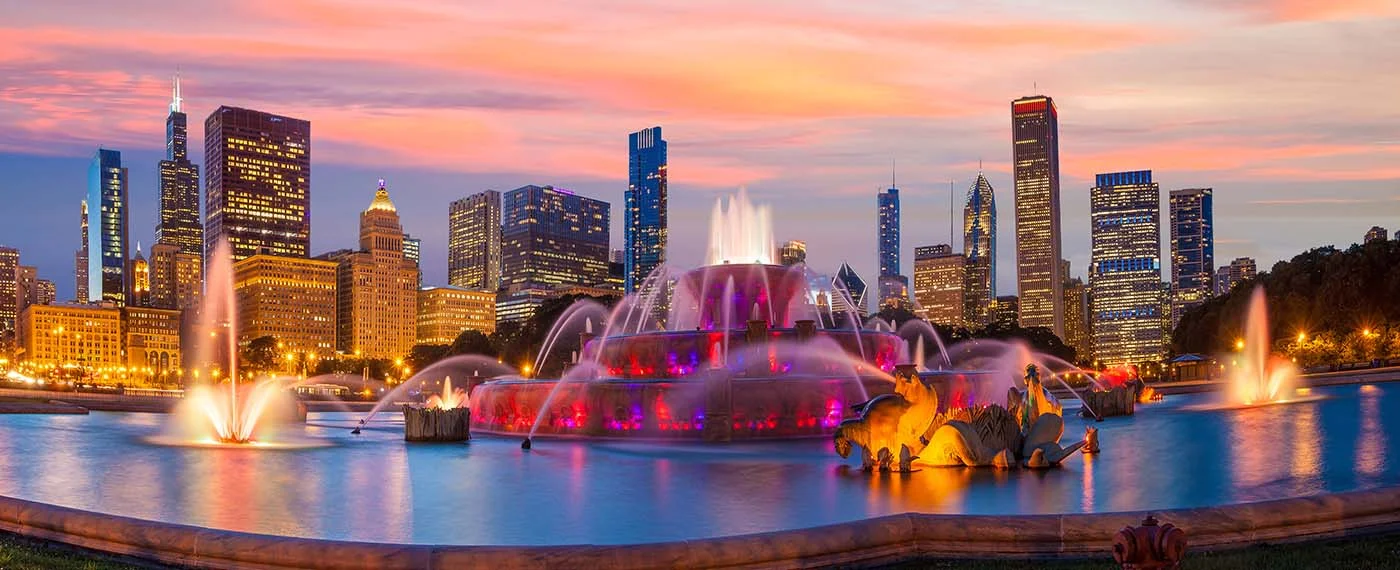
[403,406,471,442]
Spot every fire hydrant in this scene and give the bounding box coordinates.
[1112,515,1186,569]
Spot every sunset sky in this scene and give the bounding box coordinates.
[2,0,1398,301]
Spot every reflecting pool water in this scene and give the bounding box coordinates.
[0,383,1393,546]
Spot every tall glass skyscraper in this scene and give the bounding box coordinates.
[625,126,667,292]
[88,148,129,305]
[1090,170,1164,366]
[877,187,900,278]
[75,200,89,304]
[1169,188,1214,329]
[835,262,869,318]
[501,185,610,288]
[448,190,501,290]
[963,171,997,326]
[204,106,311,261]
[156,75,201,254]
[1012,96,1064,337]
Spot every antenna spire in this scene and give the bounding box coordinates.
[170,71,183,113]
[891,159,896,189]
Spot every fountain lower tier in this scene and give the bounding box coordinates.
[469,370,998,441]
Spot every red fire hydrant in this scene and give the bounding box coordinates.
[1112,515,1186,569]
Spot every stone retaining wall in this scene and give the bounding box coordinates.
[3,486,1400,569]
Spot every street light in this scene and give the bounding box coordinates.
[1297,332,1306,343]
[1234,339,1244,351]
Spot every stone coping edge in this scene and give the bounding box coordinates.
[2,486,1399,570]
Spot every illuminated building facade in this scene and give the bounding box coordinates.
[1169,188,1214,329]
[834,262,869,318]
[1364,226,1388,244]
[1090,170,1165,366]
[36,280,55,307]
[19,303,123,371]
[233,254,337,356]
[331,182,419,359]
[204,106,311,262]
[156,75,202,255]
[417,286,497,345]
[127,245,150,307]
[1012,95,1064,336]
[1062,277,1091,364]
[992,295,1019,328]
[878,275,910,312]
[122,306,182,385]
[149,243,202,311]
[75,201,89,304]
[877,186,900,280]
[403,234,421,266]
[502,185,610,288]
[88,149,129,305]
[0,246,17,332]
[448,190,501,290]
[14,265,36,345]
[963,171,997,326]
[913,245,965,327]
[625,126,667,292]
[1214,257,1257,296]
[779,240,807,266]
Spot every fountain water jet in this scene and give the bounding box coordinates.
[1229,286,1297,405]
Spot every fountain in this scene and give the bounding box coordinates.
[469,190,994,442]
[172,240,302,445]
[1229,286,1297,405]
[403,377,471,442]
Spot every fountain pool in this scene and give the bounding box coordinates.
[0,382,1393,545]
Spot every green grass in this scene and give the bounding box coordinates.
[884,532,1400,569]
[0,532,161,570]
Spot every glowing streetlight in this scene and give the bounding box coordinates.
[1234,339,1244,351]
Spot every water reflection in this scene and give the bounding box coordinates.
[0,384,1394,546]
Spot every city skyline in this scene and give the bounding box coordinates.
[2,2,1398,303]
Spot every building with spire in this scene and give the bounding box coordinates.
[963,169,997,326]
[328,181,419,360]
[127,243,150,307]
[1012,95,1064,337]
[625,126,667,292]
[157,74,202,256]
[88,148,129,305]
[75,200,89,304]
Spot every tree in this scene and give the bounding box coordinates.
[241,336,280,373]
[448,330,495,357]
[874,306,920,330]
[406,344,450,374]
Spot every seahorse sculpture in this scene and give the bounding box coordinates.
[836,364,1087,470]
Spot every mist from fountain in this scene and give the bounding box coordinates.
[706,188,774,265]
[896,320,952,370]
[1229,286,1297,405]
[173,240,293,445]
[426,377,467,410]
[357,355,519,426]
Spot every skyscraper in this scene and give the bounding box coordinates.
[501,185,610,288]
[834,262,869,318]
[156,75,202,254]
[1012,95,1064,336]
[36,280,55,307]
[234,254,337,356]
[204,106,311,262]
[88,148,129,305]
[877,186,900,278]
[913,245,965,327]
[75,200,88,304]
[1090,170,1164,366]
[1169,188,1214,329]
[403,234,421,266]
[448,190,501,290]
[1215,257,1257,295]
[14,266,36,340]
[963,171,997,326]
[149,242,202,311]
[625,126,667,292]
[779,240,807,266]
[331,182,420,359]
[0,247,16,333]
[127,244,150,307]
[1062,277,1091,364]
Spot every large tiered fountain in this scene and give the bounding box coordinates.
[469,190,995,442]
